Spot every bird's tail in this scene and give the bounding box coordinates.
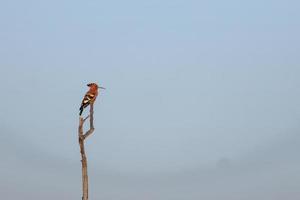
[79,106,83,116]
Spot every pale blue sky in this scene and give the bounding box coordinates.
[0,0,300,199]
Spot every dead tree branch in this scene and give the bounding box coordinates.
[78,104,95,200]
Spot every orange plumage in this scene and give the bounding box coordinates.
[79,83,104,116]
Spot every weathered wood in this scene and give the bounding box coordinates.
[78,104,95,200]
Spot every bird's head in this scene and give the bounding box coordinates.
[87,83,105,90]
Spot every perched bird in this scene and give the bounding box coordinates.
[79,83,105,116]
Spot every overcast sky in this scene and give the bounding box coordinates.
[0,0,300,199]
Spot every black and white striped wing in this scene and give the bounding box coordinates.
[81,93,95,108]
[79,92,96,115]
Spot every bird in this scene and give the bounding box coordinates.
[79,83,105,116]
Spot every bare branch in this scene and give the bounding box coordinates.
[78,103,96,200]
[83,115,90,122]
[83,104,95,139]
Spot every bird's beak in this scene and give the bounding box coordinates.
[99,87,106,89]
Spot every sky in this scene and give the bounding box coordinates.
[0,0,300,199]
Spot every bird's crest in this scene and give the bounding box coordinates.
[87,83,98,87]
